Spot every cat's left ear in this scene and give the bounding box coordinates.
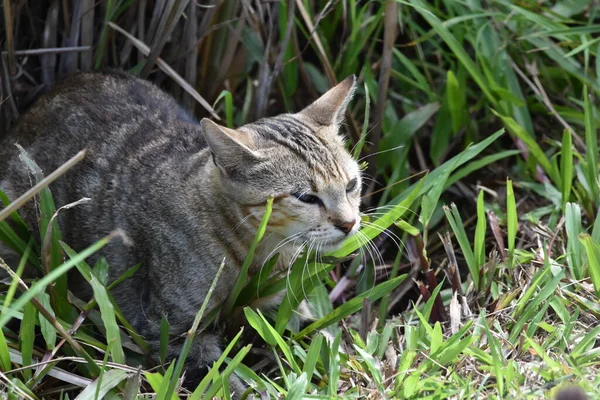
[299,75,356,127]
[201,118,260,173]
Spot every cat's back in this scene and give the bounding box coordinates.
[1,69,207,180]
[4,70,190,157]
[0,70,207,227]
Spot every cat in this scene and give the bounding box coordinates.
[0,69,361,397]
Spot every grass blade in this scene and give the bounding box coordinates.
[579,234,600,296]
[74,369,129,400]
[224,196,274,315]
[583,86,599,201]
[506,179,517,268]
[61,242,125,364]
[560,129,574,210]
[294,274,406,339]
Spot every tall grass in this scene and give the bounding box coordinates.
[1,0,599,398]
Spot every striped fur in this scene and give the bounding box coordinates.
[0,70,360,396]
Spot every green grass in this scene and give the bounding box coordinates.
[1,0,600,399]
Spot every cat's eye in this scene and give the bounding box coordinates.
[346,178,358,193]
[293,192,321,205]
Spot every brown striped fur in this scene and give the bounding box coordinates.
[0,70,360,396]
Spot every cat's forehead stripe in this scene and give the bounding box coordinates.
[250,116,343,179]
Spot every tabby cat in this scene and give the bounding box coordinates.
[0,70,361,396]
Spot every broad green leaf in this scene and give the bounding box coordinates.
[571,325,600,359]
[213,90,234,128]
[294,274,406,339]
[400,0,496,104]
[491,110,555,182]
[20,301,36,381]
[436,336,472,366]
[592,211,600,243]
[444,204,477,288]
[245,308,278,346]
[506,179,517,267]
[62,242,125,364]
[245,308,300,373]
[144,364,177,400]
[430,322,443,355]
[75,369,129,400]
[275,253,320,333]
[354,346,383,388]
[328,332,342,396]
[579,234,600,296]
[566,203,585,279]
[474,190,487,268]
[159,315,170,366]
[303,334,323,380]
[0,233,114,329]
[286,372,308,400]
[202,345,251,400]
[224,197,273,315]
[446,70,463,133]
[191,329,245,399]
[529,25,600,37]
[37,292,56,350]
[391,129,505,206]
[584,86,599,201]
[560,129,574,210]
[0,329,11,371]
[447,150,520,188]
[352,82,371,159]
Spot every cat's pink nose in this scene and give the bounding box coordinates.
[336,219,356,235]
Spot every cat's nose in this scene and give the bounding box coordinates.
[335,219,356,235]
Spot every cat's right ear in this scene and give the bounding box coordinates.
[299,75,356,128]
[201,119,260,173]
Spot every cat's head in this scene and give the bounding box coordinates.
[201,76,360,253]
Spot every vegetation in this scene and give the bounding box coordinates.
[1,0,600,398]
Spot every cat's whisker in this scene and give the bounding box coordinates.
[359,221,411,281]
[355,231,375,267]
[359,176,382,187]
[357,144,404,163]
[361,204,417,215]
[356,230,384,269]
[233,213,255,230]
[286,239,311,309]
[300,238,317,302]
[362,203,408,210]
[256,232,304,298]
[350,231,381,292]
[361,221,404,252]
[261,232,305,268]
[309,240,326,292]
[303,241,316,291]
[306,239,321,300]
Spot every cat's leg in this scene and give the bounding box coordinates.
[176,335,246,398]
[144,330,246,399]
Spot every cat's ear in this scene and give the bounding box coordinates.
[299,75,356,127]
[201,119,260,172]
